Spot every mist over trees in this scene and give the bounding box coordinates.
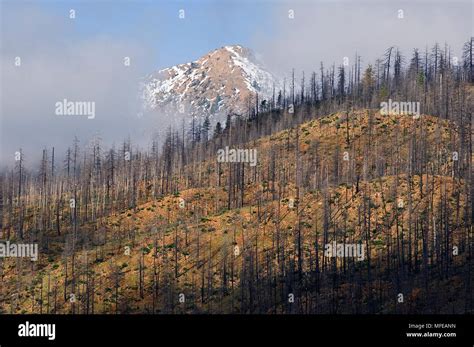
[0,39,472,314]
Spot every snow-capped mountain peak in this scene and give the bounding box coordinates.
[142,45,280,120]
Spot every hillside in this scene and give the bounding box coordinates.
[0,110,471,314]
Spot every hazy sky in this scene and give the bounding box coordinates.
[258,0,472,75]
[0,0,471,168]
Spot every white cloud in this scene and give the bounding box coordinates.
[256,1,471,78]
[0,4,154,167]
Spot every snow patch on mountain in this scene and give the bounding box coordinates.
[142,45,281,121]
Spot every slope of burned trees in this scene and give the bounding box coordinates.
[0,41,472,314]
[0,111,471,314]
